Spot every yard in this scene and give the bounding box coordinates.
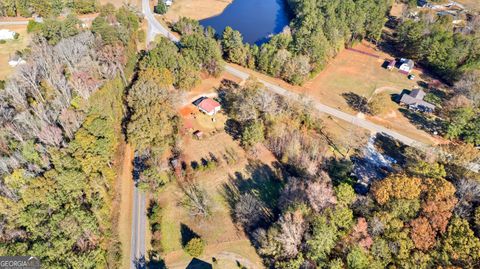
[155,108,274,269]
[457,0,480,10]
[0,25,30,80]
[302,42,441,145]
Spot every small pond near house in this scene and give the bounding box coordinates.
[200,0,293,45]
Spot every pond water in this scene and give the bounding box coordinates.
[200,0,293,45]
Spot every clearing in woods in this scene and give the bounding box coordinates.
[0,25,30,80]
[158,109,270,269]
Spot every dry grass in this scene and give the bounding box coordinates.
[226,41,438,145]
[156,116,267,268]
[99,0,141,8]
[163,0,233,22]
[0,25,30,80]
[115,143,135,269]
[457,0,480,10]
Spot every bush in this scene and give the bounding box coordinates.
[184,237,205,257]
[27,20,42,33]
[154,1,167,14]
[13,32,20,40]
[0,80,5,90]
[0,40,6,44]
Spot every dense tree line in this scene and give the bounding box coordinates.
[171,0,390,85]
[0,0,98,17]
[218,0,391,84]
[0,5,140,267]
[221,79,480,268]
[397,12,480,82]
[125,22,223,191]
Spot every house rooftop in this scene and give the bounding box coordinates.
[400,89,435,110]
[194,97,221,114]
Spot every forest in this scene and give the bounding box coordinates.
[169,0,392,85]
[0,0,98,17]
[219,78,480,268]
[0,5,140,267]
[0,0,479,268]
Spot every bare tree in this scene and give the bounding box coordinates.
[235,193,267,230]
[179,178,211,218]
[454,179,480,219]
[455,70,480,107]
[276,210,306,258]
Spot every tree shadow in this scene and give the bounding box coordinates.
[398,108,445,134]
[373,133,407,166]
[341,92,371,114]
[224,119,242,140]
[222,160,284,222]
[186,258,212,269]
[146,252,167,269]
[180,223,200,247]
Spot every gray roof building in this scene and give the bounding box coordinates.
[399,89,435,111]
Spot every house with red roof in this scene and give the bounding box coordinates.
[193,97,221,116]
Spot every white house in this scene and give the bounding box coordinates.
[0,29,16,40]
[399,58,414,74]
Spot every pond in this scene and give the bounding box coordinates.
[200,0,293,45]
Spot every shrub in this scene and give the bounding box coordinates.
[184,237,205,257]
[154,1,167,14]
[0,80,5,90]
[0,40,6,44]
[13,32,20,40]
[27,20,42,33]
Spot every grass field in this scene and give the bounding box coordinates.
[0,25,30,80]
[457,0,480,10]
[163,0,232,22]
[156,111,271,269]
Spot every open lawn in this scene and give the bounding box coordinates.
[156,110,274,269]
[0,25,30,80]
[163,0,232,22]
[457,0,480,10]
[302,42,440,145]
[226,41,440,145]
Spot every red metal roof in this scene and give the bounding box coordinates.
[198,98,221,113]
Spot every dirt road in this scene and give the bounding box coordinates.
[118,144,135,269]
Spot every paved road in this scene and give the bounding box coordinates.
[224,65,424,147]
[140,0,480,174]
[130,179,146,269]
[141,0,179,43]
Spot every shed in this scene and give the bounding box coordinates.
[387,59,396,70]
[193,130,203,139]
[8,55,26,67]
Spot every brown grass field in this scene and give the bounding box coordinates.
[0,25,30,80]
[457,0,480,10]
[157,110,269,269]
[226,40,440,145]
[163,0,232,22]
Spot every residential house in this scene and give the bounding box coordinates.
[399,58,414,74]
[193,97,221,116]
[399,89,435,112]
